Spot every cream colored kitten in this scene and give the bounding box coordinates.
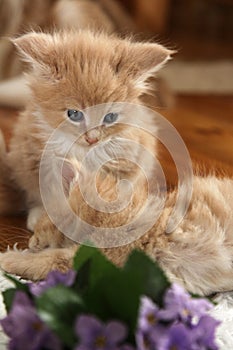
[4,30,171,231]
[1,31,233,297]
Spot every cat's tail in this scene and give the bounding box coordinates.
[0,130,24,215]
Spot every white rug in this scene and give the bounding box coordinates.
[160,61,233,94]
[0,270,232,349]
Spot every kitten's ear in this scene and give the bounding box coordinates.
[123,42,175,91]
[12,32,54,66]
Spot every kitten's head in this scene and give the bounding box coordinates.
[14,31,173,170]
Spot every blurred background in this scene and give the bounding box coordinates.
[0,0,232,248]
[119,0,233,92]
[115,0,233,181]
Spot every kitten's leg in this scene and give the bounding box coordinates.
[27,206,45,231]
[29,213,73,251]
[0,245,77,281]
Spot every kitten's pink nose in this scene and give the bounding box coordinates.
[85,136,98,145]
[85,130,100,145]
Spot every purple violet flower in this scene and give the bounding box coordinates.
[136,329,157,350]
[159,315,220,350]
[75,315,128,350]
[138,297,160,332]
[192,315,220,350]
[1,291,61,350]
[156,323,194,350]
[137,297,168,350]
[29,269,76,296]
[136,290,219,350]
[158,284,213,324]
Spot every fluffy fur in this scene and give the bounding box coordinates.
[2,161,233,296]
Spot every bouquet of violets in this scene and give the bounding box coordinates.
[1,246,220,350]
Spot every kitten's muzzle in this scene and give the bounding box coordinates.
[85,136,99,145]
[85,129,100,145]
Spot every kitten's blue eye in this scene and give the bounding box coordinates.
[103,112,118,124]
[67,109,84,122]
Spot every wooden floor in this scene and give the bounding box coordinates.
[0,94,233,251]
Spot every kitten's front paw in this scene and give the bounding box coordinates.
[0,250,48,280]
[29,234,50,251]
[27,206,44,231]
[0,250,27,277]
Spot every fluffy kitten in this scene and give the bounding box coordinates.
[1,30,233,297]
[4,30,171,231]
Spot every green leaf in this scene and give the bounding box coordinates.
[73,247,143,339]
[73,245,97,271]
[2,288,16,313]
[4,274,29,293]
[36,285,84,347]
[73,259,91,295]
[72,247,170,340]
[124,250,170,306]
[2,275,30,312]
[73,246,118,290]
[84,269,143,339]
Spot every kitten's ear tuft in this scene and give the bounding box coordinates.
[124,42,175,91]
[12,32,54,65]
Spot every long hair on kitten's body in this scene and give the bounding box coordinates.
[2,157,233,296]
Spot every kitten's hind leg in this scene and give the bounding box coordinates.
[0,245,77,281]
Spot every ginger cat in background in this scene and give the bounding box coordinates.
[1,30,233,297]
[0,0,134,108]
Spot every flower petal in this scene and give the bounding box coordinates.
[75,315,103,341]
[105,321,127,344]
